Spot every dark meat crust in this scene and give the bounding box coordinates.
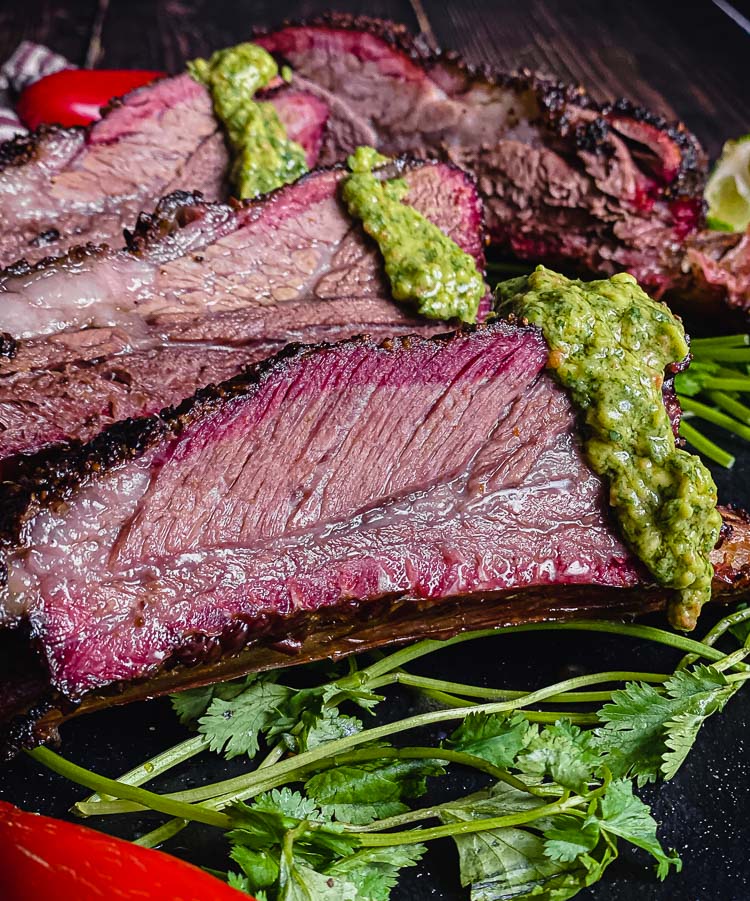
[0,585,668,759]
[124,155,487,255]
[253,12,707,199]
[0,125,78,172]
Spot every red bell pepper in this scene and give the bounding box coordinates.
[16,68,165,129]
[0,801,250,901]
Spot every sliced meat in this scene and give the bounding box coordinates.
[0,74,328,268]
[0,159,486,459]
[256,15,750,320]
[3,18,745,318]
[1,323,749,755]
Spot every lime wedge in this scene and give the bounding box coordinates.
[705,134,750,232]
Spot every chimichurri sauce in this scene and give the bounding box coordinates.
[342,147,485,323]
[496,266,722,630]
[188,43,308,199]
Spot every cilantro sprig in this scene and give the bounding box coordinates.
[27,607,750,901]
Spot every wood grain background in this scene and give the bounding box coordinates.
[1,0,748,158]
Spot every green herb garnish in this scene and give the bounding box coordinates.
[27,608,750,901]
[676,333,750,469]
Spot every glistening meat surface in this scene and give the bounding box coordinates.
[0,324,633,699]
[0,74,327,268]
[0,160,486,458]
[256,15,750,321]
[2,324,750,757]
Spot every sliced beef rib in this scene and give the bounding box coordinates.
[2,17,747,320]
[256,15,750,321]
[0,74,328,268]
[0,159,486,459]
[1,323,749,755]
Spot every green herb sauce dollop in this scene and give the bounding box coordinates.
[496,266,722,630]
[342,146,485,322]
[188,43,308,199]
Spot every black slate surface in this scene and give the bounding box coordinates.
[1,2,749,899]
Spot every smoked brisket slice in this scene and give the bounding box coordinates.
[0,159,486,459]
[0,74,328,268]
[2,17,747,320]
[256,15,750,321]
[1,323,749,757]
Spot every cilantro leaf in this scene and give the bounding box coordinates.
[230,844,280,892]
[305,758,444,825]
[595,665,734,783]
[170,675,257,725]
[440,782,613,901]
[252,788,322,821]
[199,679,292,759]
[279,859,358,901]
[265,682,379,754]
[517,721,602,792]
[446,712,531,768]
[171,685,218,725]
[227,871,251,892]
[543,815,600,863]
[229,801,360,889]
[324,845,426,901]
[441,780,551,820]
[586,779,681,880]
[300,707,363,752]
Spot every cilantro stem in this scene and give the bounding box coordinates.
[704,380,750,394]
[157,669,688,811]
[688,347,750,363]
[344,804,468,832]
[386,670,669,704]
[346,788,566,833]
[412,685,599,724]
[677,605,750,670]
[144,736,296,846]
[680,396,750,440]
[690,334,749,349]
[76,735,209,813]
[712,647,750,672]
[707,391,750,423]
[678,419,735,469]
[341,630,504,683]
[133,818,189,848]
[26,747,234,829]
[347,621,726,690]
[355,795,581,846]
[481,621,730,661]
[296,746,555,798]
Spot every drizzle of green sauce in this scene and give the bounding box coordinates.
[188,43,308,199]
[496,266,722,630]
[341,147,485,322]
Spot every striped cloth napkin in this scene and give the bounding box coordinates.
[0,42,73,141]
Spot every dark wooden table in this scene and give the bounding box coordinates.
[0,2,749,899]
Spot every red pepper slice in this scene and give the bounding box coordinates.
[0,801,251,901]
[16,68,165,129]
